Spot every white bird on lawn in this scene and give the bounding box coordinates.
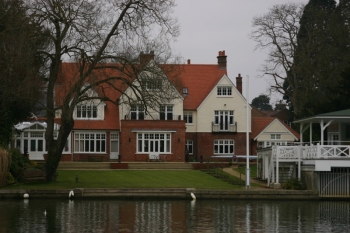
[44,210,47,216]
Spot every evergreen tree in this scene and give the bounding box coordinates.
[291,0,350,117]
[0,0,46,147]
[251,94,273,111]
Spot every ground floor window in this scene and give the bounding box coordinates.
[137,133,171,153]
[186,140,193,154]
[74,132,106,153]
[214,139,234,154]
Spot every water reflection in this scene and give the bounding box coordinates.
[0,199,350,232]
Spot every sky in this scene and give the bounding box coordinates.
[172,0,309,106]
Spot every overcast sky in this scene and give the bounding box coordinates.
[173,0,309,106]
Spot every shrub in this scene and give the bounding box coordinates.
[282,178,303,190]
[8,149,31,181]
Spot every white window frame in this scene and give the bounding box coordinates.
[137,133,171,153]
[214,111,234,131]
[217,86,232,96]
[184,111,193,124]
[130,105,145,120]
[74,132,106,153]
[76,104,98,119]
[20,129,70,154]
[143,79,162,90]
[110,132,119,154]
[186,140,193,154]
[160,105,173,120]
[271,134,281,140]
[214,140,234,154]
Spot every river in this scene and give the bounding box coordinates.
[0,199,349,232]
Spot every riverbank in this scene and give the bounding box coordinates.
[0,188,319,200]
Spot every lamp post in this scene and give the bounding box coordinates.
[246,75,250,189]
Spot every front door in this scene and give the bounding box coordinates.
[110,133,119,159]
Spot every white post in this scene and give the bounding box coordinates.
[246,75,250,189]
[310,123,312,145]
[320,120,324,145]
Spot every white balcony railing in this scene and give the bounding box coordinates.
[259,144,350,161]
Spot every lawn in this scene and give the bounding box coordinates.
[3,170,243,190]
[234,165,257,178]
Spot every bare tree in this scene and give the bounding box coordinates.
[28,0,180,180]
[250,3,304,117]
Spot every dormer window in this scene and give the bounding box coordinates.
[183,87,188,95]
[76,104,98,119]
[217,86,232,96]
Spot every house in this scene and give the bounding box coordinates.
[14,50,299,163]
[257,109,350,197]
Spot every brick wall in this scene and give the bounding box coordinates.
[192,132,250,161]
[120,120,186,162]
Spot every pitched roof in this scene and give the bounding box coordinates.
[251,117,299,140]
[178,64,227,110]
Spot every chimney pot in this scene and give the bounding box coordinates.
[187,59,191,64]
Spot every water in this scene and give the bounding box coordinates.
[0,199,350,232]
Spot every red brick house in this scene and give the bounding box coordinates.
[14,51,298,162]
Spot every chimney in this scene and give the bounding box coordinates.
[217,50,227,70]
[140,51,155,66]
[187,59,191,64]
[236,73,242,94]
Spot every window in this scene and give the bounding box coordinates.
[142,79,162,90]
[137,133,171,153]
[160,105,173,120]
[76,104,98,119]
[74,133,106,153]
[217,86,232,96]
[214,111,234,131]
[130,105,145,120]
[214,140,234,154]
[271,134,281,140]
[184,112,193,124]
[186,140,193,154]
[182,87,188,95]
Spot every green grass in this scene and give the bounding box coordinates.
[234,165,257,178]
[3,170,242,190]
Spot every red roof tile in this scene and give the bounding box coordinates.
[178,64,227,110]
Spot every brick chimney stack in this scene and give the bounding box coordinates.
[217,50,227,70]
[140,51,155,66]
[236,73,242,94]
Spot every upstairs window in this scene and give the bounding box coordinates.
[271,134,281,140]
[76,104,98,119]
[217,86,232,96]
[130,105,145,120]
[184,111,193,124]
[142,79,162,90]
[160,105,173,120]
[214,111,234,131]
